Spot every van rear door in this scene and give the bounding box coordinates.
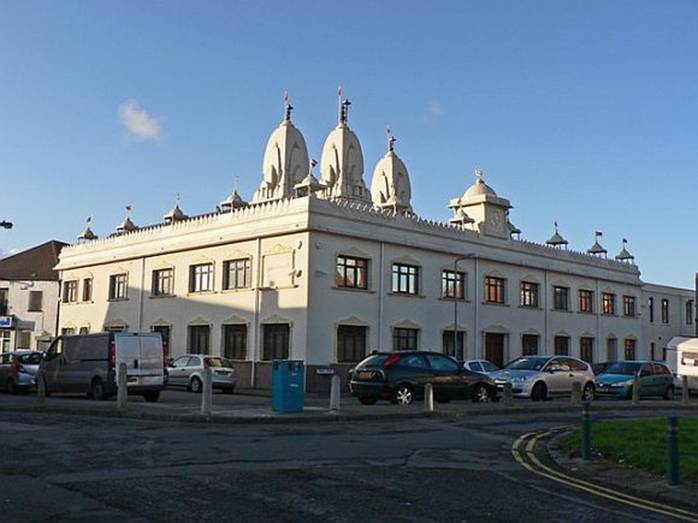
[138,334,165,387]
[115,334,140,386]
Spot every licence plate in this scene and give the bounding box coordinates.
[127,377,138,384]
[357,371,375,380]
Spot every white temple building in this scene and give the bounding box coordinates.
[55,93,696,391]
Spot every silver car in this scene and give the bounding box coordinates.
[167,354,237,393]
[491,355,595,401]
[0,351,42,393]
[463,359,500,376]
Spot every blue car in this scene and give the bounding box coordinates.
[595,361,675,400]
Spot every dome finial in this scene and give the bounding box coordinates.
[475,168,484,183]
[338,84,351,125]
[546,221,568,248]
[283,91,293,122]
[386,126,396,152]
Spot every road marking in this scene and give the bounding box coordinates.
[512,429,698,522]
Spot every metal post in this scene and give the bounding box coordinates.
[571,381,582,406]
[329,375,341,411]
[424,383,434,412]
[117,362,128,410]
[667,416,680,486]
[682,375,690,405]
[36,369,47,407]
[201,366,212,417]
[503,382,514,407]
[581,401,591,461]
[631,371,640,405]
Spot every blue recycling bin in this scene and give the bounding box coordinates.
[272,360,305,413]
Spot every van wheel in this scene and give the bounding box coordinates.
[6,378,16,395]
[143,391,160,403]
[90,378,106,401]
[531,382,547,401]
[190,377,203,394]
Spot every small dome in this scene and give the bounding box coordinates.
[219,189,248,212]
[615,239,635,263]
[163,195,188,224]
[77,218,98,242]
[463,169,497,199]
[587,232,607,256]
[449,207,475,228]
[371,133,412,213]
[116,216,137,235]
[546,222,568,247]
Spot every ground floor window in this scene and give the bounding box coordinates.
[442,330,465,360]
[263,323,290,360]
[0,330,10,352]
[554,336,569,356]
[606,338,617,361]
[79,326,90,335]
[17,330,31,349]
[624,338,636,360]
[188,325,210,354]
[521,334,538,356]
[223,324,247,360]
[61,328,76,335]
[151,325,170,349]
[393,328,418,351]
[337,325,367,363]
[650,342,656,361]
[580,337,594,364]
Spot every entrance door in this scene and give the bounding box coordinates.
[485,333,505,368]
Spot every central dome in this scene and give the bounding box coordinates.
[463,176,497,199]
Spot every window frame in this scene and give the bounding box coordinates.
[222,324,248,360]
[580,337,594,364]
[686,300,694,326]
[109,273,128,301]
[578,289,594,313]
[623,295,636,317]
[519,281,539,308]
[337,325,367,363]
[484,276,506,304]
[601,292,616,315]
[223,258,252,291]
[554,336,569,356]
[336,255,369,290]
[189,263,214,293]
[27,290,43,312]
[661,298,670,324]
[521,334,539,356]
[624,338,636,360]
[152,268,175,297]
[441,270,466,300]
[188,324,211,355]
[393,327,419,351]
[82,278,93,302]
[391,264,419,295]
[63,280,78,303]
[553,286,569,311]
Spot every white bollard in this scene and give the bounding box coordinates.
[117,362,128,410]
[37,369,47,407]
[201,366,212,417]
[424,383,434,412]
[571,381,582,406]
[329,375,341,411]
[632,372,640,405]
[682,375,690,405]
[503,382,514,407]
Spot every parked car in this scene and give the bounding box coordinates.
[463,359,500,376]
[595,361,675,400]
[167,354,236,393]
[39,332,166,402]
[491,355,595,401]
[348,351,498,405]
[0,351,42,393]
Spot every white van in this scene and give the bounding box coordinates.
[665,337,698,394]
[40,332,167,401]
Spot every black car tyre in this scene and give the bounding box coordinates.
[90,378,105,401]
[358,396,378,405]
[663,386,675,401]
[394,384,414,405]
[6,378,16,395]
[143,391,160,402]
[471,384,491,403]
[582,383,595,401]
[190,376,203,393]
[531,382,547,401]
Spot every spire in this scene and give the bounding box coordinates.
[77,216,98,243]
[115,205,138,235]
[587,231,607,257]
[220,176,248,212]
[615,238,635,263]
[387,126,396,152]
[283,91,293,122]
[163,193,188,224]
[546,221,568,248]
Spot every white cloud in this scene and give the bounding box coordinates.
[119,101,162,141]
[425,100,446,121]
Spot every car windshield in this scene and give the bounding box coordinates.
[206,358,231,368]
[601,362,641,375]
[504,357,549,371]
[356,354,389,369]
[17,353,42,365]
[481,361,499,372]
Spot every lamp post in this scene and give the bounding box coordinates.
[453,253,476,360]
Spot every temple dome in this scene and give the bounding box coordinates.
[370,133,412,213]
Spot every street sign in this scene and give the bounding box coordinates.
[0,316,13,328]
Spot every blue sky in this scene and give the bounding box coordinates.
[1,1,696,287]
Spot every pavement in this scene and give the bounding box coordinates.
[1,406,697,522]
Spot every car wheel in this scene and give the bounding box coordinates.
[531,382,547,401]
[663,386,675,401]
[143,391,160,403]
[6,378,16,395]
[394,384,413,405]
[358,396,378,405]
[471,384,491,403]
[190,376,203,394]
[90,378,105,401]
[582,383,595,401]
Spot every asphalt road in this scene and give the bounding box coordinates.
[0,406,693,522]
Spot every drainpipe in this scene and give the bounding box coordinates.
[378,242,385,350]
[473,257,479,359]
[544,270,549,354]
[138,257,145,331]
[251,237,262,388]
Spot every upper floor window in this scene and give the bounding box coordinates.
[152,268,174,297]
[553,286,569,311]
[223,258,251,290]
[109,274,128,300]
[336,256,368,290]
[441,270,466,299]
[0,288,7,316]
[28,290,43,312]
[648,297,654,323]
[602,293,616,315]
[520,282,539,308]
[485,276,505,304]
[686,300,694,326]
[623,295,636,317]
[82,278,93,302]
[392,264,418,295]
[578,290,594,313]
[63,280,78,303]
[190,263,213,293]
[661,298,670,324]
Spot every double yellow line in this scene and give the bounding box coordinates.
[511,428,698,522]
